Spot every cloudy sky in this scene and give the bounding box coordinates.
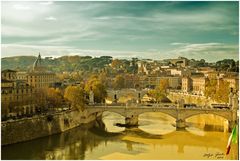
[1,1,239,62]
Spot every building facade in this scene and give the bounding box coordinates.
[1,53,56,120]
[192,76,207,95]
[1,70,36,119]
[181,76,207,95]
[182,77,192,93]
[27,53,56,89]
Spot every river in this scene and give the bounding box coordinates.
[1,112,238,160]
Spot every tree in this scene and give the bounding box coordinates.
[205,78,230,103]
[85,76,107,103]
[46,88,63,111]
[34,88,48,112]
[148,79,169,103]
[215,80,230,103]
[205,79,217,99]
[99,72,108,87]
[111,59,122,69]
[71,72,83,81]
[158,79,169,94]
[113,75,125,89]
[64,86,86,111]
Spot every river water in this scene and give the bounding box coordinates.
[1,112,238,160]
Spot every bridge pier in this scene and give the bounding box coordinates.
[176,119,186,129]
[125,115,138,127]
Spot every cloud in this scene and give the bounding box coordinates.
[168,43,239,62]
[2,43,238,62]
[39,1,53,5]
[1,1,238,62]
[1,44,164,59]
[45,16,57,21]
[171,42,189,46]
[13,4,31,10]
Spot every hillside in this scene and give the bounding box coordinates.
[1,56,37,71]
[1,55,113,72]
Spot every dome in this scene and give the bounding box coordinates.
[33,53,44,71]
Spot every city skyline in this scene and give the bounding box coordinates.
[2,1,239,62]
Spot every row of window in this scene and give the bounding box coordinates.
[2,73,17,80]
[29,79,54,83]
[28,75,55,79]
[2,88,33,94]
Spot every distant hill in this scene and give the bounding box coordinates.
[1,56,37,71]
[2,55,238,73]
[1,55,113,72]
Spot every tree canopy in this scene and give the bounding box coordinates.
[113,75,125,89]
[64,86,86,111]
[205,78,230,103]
[85,75,107,103]
[148,79,169,103]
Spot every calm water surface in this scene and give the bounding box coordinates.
[1,112,238,160]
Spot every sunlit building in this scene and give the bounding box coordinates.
[181,76,207,95]
[1,53,57,120]
[27,53,56,88]
[182,76,192,93]
[1,69,36,119]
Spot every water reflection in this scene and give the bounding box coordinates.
[138,112,176,135]
[1,112,238,160]
[102,111,125,133]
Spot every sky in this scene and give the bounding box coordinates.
[1,1,239,62]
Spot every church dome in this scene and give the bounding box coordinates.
[33,53,44,71]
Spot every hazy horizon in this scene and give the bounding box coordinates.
[2,1,239,62]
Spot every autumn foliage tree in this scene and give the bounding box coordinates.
[205,79,217,99]
[149,79,169,103]
[113,75,125,89]
[64,86,86,111]
[85,75,107,103]
[46,88,64,110]
[215,80,230,103]
[111,59,122,69]
[205,78,230,103]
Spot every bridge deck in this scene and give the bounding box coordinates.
[86,105,232,112]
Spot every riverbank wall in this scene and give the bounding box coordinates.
[1,109,102,146]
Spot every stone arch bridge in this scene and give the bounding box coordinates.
[85,103,238,130]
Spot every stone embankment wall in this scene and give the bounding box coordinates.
[1,109,102,146]
[167,92,215,106]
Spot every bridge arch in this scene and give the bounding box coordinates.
[138,111,177,120]
[86,107,129,118]
[102,110,126,118]
[181,111,231,122]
